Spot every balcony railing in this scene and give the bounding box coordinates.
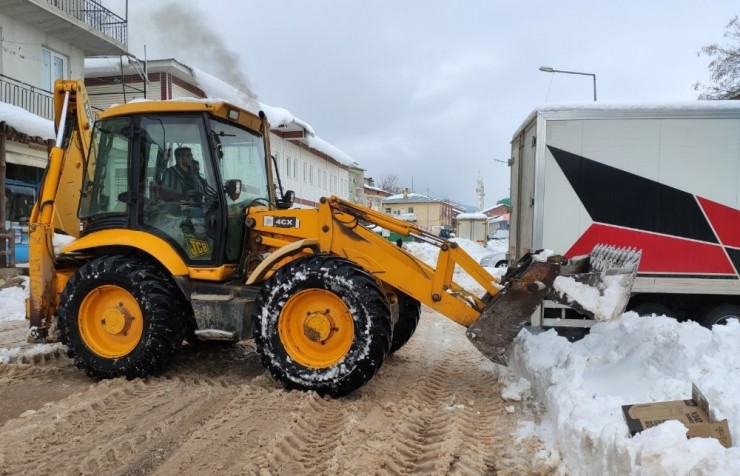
[45,0,127,46]
[0,74,54,121]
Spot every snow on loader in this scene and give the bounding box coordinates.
[26,80,641,397]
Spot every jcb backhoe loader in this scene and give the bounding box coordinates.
[27,80,640,396]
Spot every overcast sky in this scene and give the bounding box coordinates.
[109,1,738,207]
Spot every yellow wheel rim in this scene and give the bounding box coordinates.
[78,284,144,358]
[278,289,355,369]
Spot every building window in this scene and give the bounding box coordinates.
[303,162,308,183]
[42,47,68,91]
[385,208,391,214]
[293,158,298,179]
[309,165,314,185]
[408,207,414,213]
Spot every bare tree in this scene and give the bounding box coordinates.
[378,173,405,194]
[694,16,740,100]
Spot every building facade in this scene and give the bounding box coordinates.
[382,191,461,235]
[363,178,390,210]
[0,0,128,184]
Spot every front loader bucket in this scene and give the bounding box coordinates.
[466,245,641,366]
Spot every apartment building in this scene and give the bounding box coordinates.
[363,178,390,211]
[382,191,461,235]
[0,0,128,183]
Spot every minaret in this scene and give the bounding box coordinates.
[476,172,485,211]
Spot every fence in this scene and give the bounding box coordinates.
[0,74,54,121]
[45,0,128,46]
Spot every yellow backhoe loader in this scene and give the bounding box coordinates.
[27,80,640,396]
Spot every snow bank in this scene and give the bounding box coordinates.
[507,314,740,475]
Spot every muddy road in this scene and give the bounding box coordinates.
[0,309,555,475]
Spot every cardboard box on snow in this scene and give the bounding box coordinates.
[622,383,732,448]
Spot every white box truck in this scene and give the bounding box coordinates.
[509,102,740,330]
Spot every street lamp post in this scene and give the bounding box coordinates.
[539,66,597,101]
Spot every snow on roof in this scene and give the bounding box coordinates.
[456,212,488,220]
[364,183,389,193]
[0,103,54,140]
[84,56,132,75]
[513,100,740,140]
[482,203,509,213]
[190,66,263,116]
[384,192,434,202]
[190,67,353,166]
[304,134,353,166]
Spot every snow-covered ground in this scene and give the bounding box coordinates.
[2,238,738,474]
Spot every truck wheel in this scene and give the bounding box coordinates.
[252,256,392,397]
[701,304,740,329]
[58,255,187,379]
[389,291,420,354]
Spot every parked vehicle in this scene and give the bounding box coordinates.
[509,102,740,330]
[480,251,508,268]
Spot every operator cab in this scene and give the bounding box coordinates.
[79,110,272,267]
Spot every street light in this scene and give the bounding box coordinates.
[539,66,597,101]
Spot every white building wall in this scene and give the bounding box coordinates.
[269,132,350,208]
[0,12,84,88]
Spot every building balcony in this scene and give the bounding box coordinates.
[0,0,128,55]
[1,73,53,120]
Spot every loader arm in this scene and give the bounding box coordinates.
[248,195,641,364]
[28,80,93,337]
[250,196,500,326]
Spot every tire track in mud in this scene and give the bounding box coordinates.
[250,392,357,474]
[378,348,499,475]
[0,310,555,474]
[0,375,244,475]
[0,346,91,426]
[370,309,551,475]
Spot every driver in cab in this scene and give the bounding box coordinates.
[160,147,205,202]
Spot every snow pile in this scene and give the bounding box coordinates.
[507,314,740,474]
[0,276,29,323]
[404,238,506,296]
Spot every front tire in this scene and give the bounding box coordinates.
[58,255,187,379]
[252,256,392,397]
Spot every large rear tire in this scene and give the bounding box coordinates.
[389,291,420,354]
[58,255,187,379]
[701,304,740,329]
[252,255,392,397]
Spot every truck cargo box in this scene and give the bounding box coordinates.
[509,102,740,328]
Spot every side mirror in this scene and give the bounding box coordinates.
[225,179,242,200]
[276,190,295,210]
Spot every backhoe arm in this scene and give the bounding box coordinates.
[28,80,94,337]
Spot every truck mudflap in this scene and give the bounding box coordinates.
[466,245,641,365]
